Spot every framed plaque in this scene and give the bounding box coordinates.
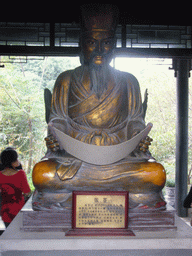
[66,191,135,236]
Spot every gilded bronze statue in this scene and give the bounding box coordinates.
[32,4,166,211]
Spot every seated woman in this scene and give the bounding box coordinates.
[0,148,31,228]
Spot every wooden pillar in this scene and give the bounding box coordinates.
[50,23,55,47]
[121,24,126,48]
[175,59,190,217]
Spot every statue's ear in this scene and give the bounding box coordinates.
[142,89,148,120]
[44,88,52,124]
[79,33,84,50]
[114,37,117,48]
[79,35,85,65]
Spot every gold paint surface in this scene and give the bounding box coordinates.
[75,194,126,228]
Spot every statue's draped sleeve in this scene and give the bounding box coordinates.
[125,72,145,139]
[50,71,72,119]
[47,70,73,139]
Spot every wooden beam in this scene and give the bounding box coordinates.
[1,45,192,58]
[0,46,80,57]
[115,48,192,58]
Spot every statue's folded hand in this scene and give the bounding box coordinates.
[139,136,153,153]
[45,135,60,152]
[131,136,154,160]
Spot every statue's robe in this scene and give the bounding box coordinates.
[32,66,166,210]
[50,66,145,147]
[48,65,149,178]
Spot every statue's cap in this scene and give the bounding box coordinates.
[81,4,118,33]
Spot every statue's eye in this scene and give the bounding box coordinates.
[104,40,110,45]
[87,40,96,45]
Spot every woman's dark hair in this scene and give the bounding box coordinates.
[0,147,18,169]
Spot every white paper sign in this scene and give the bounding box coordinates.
[49,123,153,165]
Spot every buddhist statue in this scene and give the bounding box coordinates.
[32,4,166,211]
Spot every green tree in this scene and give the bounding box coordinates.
[0,56,80,178]
[0,58,46,173]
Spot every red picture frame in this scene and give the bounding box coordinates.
[65,191,135,236]
[72,191,129,229]
[65,191,134,236]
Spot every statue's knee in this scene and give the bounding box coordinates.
[32,160,57,189]
[141,162,166,187]
[149,162,166,187]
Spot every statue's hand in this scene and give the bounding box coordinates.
[132,136,154,160]
[45,134,60,152]
[139,136,153,153]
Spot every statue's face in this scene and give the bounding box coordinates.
[81,30,116,67]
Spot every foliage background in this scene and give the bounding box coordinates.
[0,56,192,190]
[0,57,80,189]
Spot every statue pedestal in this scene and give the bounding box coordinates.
[1,202,192,256]
[20,196,176,232]
[129,206,176,231]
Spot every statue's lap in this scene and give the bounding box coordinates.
[32,159,166,209]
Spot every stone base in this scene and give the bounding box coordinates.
[21,201,176,232]
[2,208,192,255]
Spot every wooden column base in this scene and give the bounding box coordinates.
[65,228,135,237]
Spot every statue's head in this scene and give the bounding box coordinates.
[80,4,118,68]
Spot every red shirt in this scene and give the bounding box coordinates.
[0,170,31,223]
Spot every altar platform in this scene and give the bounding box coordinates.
[1,198,192,256]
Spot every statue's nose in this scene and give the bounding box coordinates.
[96,41,103,53]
